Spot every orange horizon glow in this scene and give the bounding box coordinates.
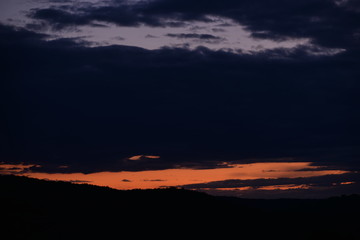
[0,162,349,191]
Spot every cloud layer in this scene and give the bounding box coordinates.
[1,22,359,174]
[180,173,360,198]
[26,0,360,50]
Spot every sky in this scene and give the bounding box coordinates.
[1,0,360,198]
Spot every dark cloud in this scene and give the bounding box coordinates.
[0,23,48,44]
[143,0,360,50]
[1,23,359,174]
[27,0,360,50]
[180,172,360,189]
[114,36,125,41]
[166,33,225,43]
[166,33,221,40]
[180,173,360,198]
[29,8,91,29]
[211,28,226,33]
[27,2,185,30]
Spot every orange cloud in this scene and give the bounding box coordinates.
[128,155,161,160]
[0,163,41,174]
[1,162,348,190]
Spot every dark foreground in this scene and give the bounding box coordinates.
[1,175,359,239]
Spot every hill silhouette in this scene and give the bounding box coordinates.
[1,174,359,239]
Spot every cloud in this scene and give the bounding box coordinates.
[26,0,360,50]
[113,36,125,41]
[145,34,158,38]
[28,8,91,30]
[179,173,360,198]
[0,163,41,174]
[211,28,226,33]
[128,155,161,161]
[1,23,359,174]
[143,179,165,182]
[27,2,185,30]
[143,0,360,50]
[180,173,360,189]
[166,33,221,40]
[166,33,225,43]
[0,23,48,44]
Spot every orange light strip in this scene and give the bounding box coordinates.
[1,162,349,190]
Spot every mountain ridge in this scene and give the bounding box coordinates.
[1,174,359,239]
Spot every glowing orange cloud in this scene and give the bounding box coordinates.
[128,155,161,160]
[0,163,40,174]
[1,162,348,190]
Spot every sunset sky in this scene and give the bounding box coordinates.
[1,0,359,198]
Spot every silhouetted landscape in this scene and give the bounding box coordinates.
[1,174,359,239]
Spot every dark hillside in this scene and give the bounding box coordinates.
[1,175,359,239]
